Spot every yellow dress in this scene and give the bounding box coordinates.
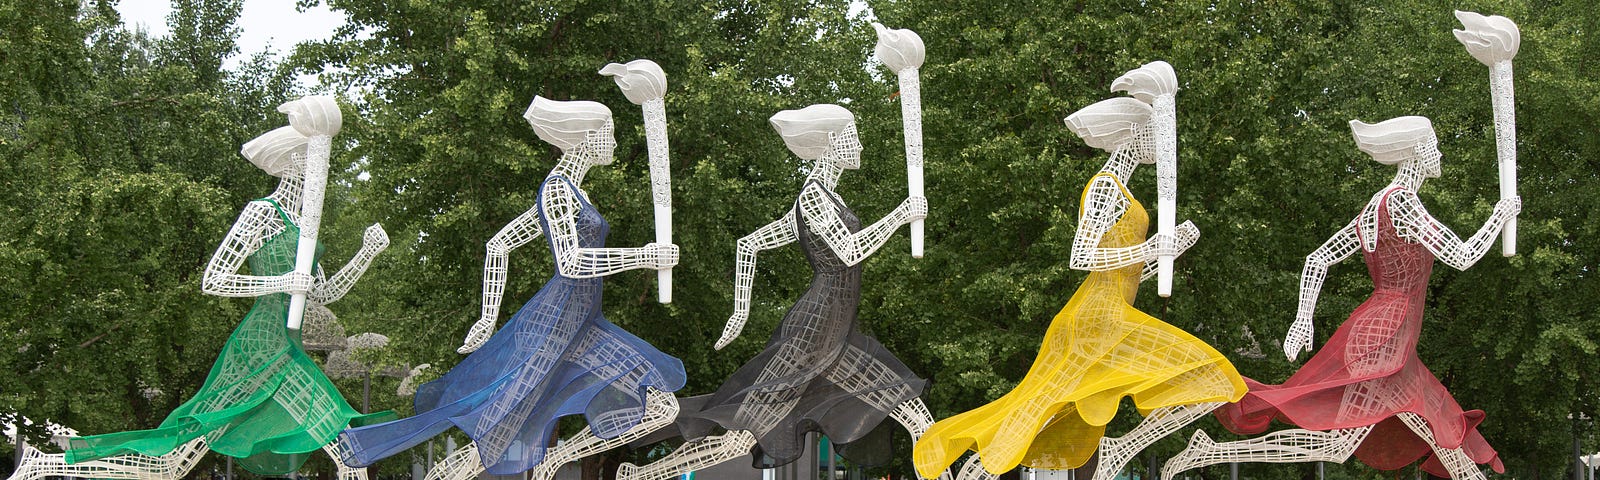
[913,174,1247,477]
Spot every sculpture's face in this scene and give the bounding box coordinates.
[1416,140,1442,178]
[1132,127,1159,165]
[832,125,862,170]
[587,122,617,165]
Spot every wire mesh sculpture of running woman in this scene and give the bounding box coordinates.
[1159,115,1517,480]
[335,96,685,478]
[10,98,394,480]
[608,102,943,480]
[1160,12,1521,479]
[913,61,1248,480]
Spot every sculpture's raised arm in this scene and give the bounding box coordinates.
[1385,189,1519,271]
[542,178,677,278]
[796,181,925,267]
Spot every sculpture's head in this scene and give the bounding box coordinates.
[524,96,616,164]
[1350,116,1440,179]
[241,126,310,178]
[769,104,860,170]
[1065,97,1156,164]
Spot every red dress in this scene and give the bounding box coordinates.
[1215,189,1504,476]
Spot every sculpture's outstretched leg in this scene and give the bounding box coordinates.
[424,442,482,480]
[425,389,678,480]
[1091,402,1222,480]
[323,439,369,480]
[615,430,757,480]
[7,437,209,480]
[1159,425,1374,480]
[1396,413,1486,480]
[526,389,678,480]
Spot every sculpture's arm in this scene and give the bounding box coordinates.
[714,211,798,350]
[546,180,677,279]
[459,206,546,353]
[1139,220,1199,282]
[310,224,389,305]
[1070,176,1179,272]
[1387,190,1519,271]
[797,183,923,267]
[202,201,313,297]
[1283,217,1362,360]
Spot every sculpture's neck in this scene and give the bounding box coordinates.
[1392,163,1424,192]
[1100,151,1138,185]
[807,157,843,190]
[551,150,591,186]
[268,176,304,219]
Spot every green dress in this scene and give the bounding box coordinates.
[66,199,394,475]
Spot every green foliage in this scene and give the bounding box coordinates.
[6,0,1600,478]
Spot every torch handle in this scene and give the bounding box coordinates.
[643,99,673,302]
[1154,96,1177,297]
[1491,60,1517,256]
[899,68,925,258]
[286,134,331,330]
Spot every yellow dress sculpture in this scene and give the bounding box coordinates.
[914,173,1246,477]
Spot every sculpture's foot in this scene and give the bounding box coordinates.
[615,461,641,480]
[955,454,998,480]
[1091,435,1134,480]
[1160,430,1216,480]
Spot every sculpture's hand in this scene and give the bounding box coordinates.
[647,242,680,270]
[1174,220,1200,255]
[1283,316,1314,362]
[1147,233,1180,259]
[714,312,747,351]
[1495,196,1522,220]
[458,318,495,354]
[363,223,390,252]
[903,195,928,223]
[284,271,315,295]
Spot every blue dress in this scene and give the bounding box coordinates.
[338,176,687,474]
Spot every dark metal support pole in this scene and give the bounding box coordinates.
[13,424,23,472]
[1578,428,1586,480]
